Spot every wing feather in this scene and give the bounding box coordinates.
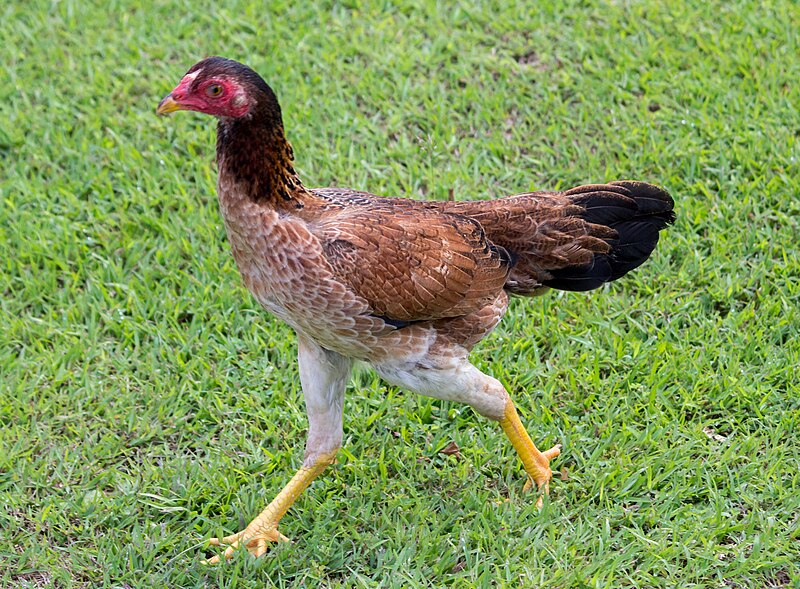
[316,205,511,322]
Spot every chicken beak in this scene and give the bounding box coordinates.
[156,93,184,115]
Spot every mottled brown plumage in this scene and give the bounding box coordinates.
[157,57,675,562]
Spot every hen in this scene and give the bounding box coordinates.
[157,57,675,563]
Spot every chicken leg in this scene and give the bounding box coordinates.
[204,336,353,563]
[373,351,560,504]
[204,451,335,563]
[499,399,561,507]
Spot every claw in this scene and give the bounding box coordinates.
[543,444,562,460]
[207,530,245,547]
[203,528,291,564]
[521,443,561,508]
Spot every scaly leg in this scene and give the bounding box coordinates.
[204,450,336,564]
[499,399,561,508]
[373,352,561,507]
[204,335,353,563]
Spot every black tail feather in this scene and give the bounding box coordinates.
[543,257,613,292]
[542,181,674,292]
[569,191,638,226]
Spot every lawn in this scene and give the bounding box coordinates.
[1,0,799,587]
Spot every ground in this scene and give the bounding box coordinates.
[1,0,799,587]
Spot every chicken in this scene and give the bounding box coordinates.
[157,56,675,563]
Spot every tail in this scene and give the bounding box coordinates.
[539,181,675,292]
[442,181,675,295]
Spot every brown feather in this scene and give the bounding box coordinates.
[161,59,677,561]
[315,205,511,322]
[178,59,675,358]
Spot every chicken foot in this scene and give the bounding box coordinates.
[499,399,561,507]
[203,450,336,564]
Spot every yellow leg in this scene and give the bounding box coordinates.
[498,399,561,508]
[203,450,337,564]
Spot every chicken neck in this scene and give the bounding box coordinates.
[215,105,312,213]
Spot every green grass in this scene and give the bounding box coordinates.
[2,0,799,587]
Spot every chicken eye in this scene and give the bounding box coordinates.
[206,84,223,98]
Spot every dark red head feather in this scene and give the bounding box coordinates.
[158,56,282,124]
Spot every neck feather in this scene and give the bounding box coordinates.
[216,114,310,210]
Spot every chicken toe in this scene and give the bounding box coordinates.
[203,527,290,564]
